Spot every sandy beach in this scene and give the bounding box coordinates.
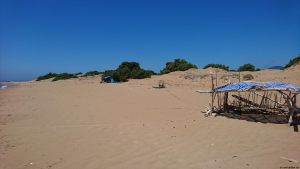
[1,66,300,169]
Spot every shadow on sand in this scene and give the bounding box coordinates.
[218,110,300,132]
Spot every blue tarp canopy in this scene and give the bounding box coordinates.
[214,81,300,93]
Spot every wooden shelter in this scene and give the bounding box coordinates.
[197,80,300,125]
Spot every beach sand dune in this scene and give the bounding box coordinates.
[0,67,300,169]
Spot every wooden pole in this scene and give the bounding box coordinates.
[223,92,229,112]
[260,92,266,108]
[211,74,214,113]
[274,93,278,110]
[215,71,218,87]
[237,72,241,108]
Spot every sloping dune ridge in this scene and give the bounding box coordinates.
[0,65,300,169]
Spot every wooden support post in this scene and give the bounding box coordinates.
[274,93,278,110]
[223,92,229,112]
[260,92,266,108]
[288,101,294,124]
[215,71,218,87]
[281,91,296,124]
[210,73,215,114]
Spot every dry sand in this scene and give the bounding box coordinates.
[1,65,300,169]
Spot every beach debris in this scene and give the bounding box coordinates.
[159,80,165,88]
[0,84,8,89]
[232,155,239,158]
[203,104,217,117]
[203,105,213,117]
[153,80,166,89]
[280,156,298,163]
[24,162,34,167]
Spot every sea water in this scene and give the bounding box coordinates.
[0,83,8,89]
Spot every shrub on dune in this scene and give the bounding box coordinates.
[238,64,255,71]
[36,73,78,81]
[203,64,229,71]
[82,71,101,77]
[160,59,197,74]
[36,73,58,81]
[243,74,254,80]
[102,62,155,82]
[284,55,300,69]
[52,73,78,81]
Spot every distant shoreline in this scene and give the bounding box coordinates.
[0,82,16,89]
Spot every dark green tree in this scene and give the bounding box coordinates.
[102,61,155,82]
[160,59,197,74]
[238,64,255,71]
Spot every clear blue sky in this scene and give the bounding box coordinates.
[1,0,299,81]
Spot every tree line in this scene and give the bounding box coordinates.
[36,55,300,82]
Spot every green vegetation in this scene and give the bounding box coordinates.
[243,74,254,80]
[238,64,255,71]
[284,55,300,69]
[203,64,229,71]
[52,73,78,81]
[37,56,299,83]
[36,73,58,81]
[82,71,101,77]
[102,70,115,77]
[36,73,78,81]
[102,62,156,82]
[160,59,197,74]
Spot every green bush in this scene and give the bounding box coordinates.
[284,56,300,69]
[82,71,101,77]
[52,73,78,81]
[36,73,58,81]
[203,64,229,71]
[243,74,254,80]
[160,59,197,74]
[102,62,155,82]
[36,72,79,81]
[238,64,255,71]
